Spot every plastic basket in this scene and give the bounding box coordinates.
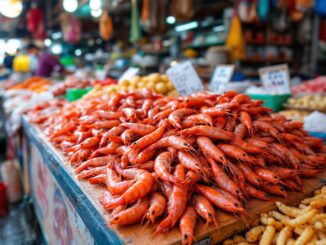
[246,93,292,112]
[66,87,92,102]
[308,131,326,144]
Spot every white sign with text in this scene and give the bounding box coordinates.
[166,61,204,96]
[259,64,291,94]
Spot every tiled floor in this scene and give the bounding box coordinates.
[0,198,44,245]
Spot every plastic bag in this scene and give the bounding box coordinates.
[304,111,326,133]
[226,15,246,61]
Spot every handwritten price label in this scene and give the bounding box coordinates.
[209,65,235,92]
[119,67,140,82]
[167,61,204,96]
[259,64,291,94]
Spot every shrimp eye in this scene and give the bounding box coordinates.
[242,154,246,156]
[234,203,239,207]
[152,211,155,215]
[114,217,118,220]
[184,143,188,146]
[184,234,188,240]
[208,213,213,217]
[236,190,240,194]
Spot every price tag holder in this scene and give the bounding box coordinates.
[209,64,235,92]
[119,67,140,82]
[259,64,291,94]
[166,61,204,96]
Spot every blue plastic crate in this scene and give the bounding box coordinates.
[308,131,326,144]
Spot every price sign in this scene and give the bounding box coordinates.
[119,67,140,82]
[166,61,204,96]
[259,64,291,94]
[209,64,235,92]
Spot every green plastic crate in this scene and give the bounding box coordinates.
[246,93,291,112]
[66,87,92,102]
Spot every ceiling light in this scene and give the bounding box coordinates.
[63,0,78,13]
[166,16,176,25]
[91,8,102,18]
[175,21,198,32]
[0,0,23,18]
[44,39,52,47]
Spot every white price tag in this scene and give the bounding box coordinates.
[259,64,291,94]
[119,67,140,82]
[166,61,204,96]
[209,65,235,92]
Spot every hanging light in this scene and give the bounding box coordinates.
[63,0,78,13]
[0,0,23,18]
[91,8,102,18]
[90,0,101,10]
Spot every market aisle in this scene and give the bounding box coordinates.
[0,199,44,245]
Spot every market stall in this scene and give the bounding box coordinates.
[20,87,326,245]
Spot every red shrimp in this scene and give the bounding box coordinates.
[108,93,123,111]
[144,136,194,154]
[238,163,262,187]
[105,168,135,195]
[77,166,106,180]
[181,114,213,128]
[268,167,298,179]
[88,174,106,185]
[208,158,244,200]
[168,108,197,128]
[226,161,246,194]
[128,148,157,165]
[121,129,139,145]
[246,138,269,149]
[75,155,116,173]
[78,136,100,149]
[217,144,249,162]
[196,137,227,166]
[155,151,184,185]
[145,193,166,223]
[68,149,92,165]
[96,110,122,120]
[102,168,154,210]
[156,165,188,233]
[153,108,174,122]
[245,184,270,201]
[90,142,121,159]
[281,133,304,143]
[240,111,254,135]
[120,123,157,135]
[131,120,169,150]
[110,197,150,225]
[282,179,302,192]
[253,121,281,142]
[178,151,203,173]
[224,117,236,132]
[215,116,227,129]
[91,120,120,130]
[185,170,202,185]
[107,126,125,143]
[160,181,172,198]
[195,184,246,215]
[254,167,281,183]
[193,195,218,226]
[75,131,93,144]
[136,160,155,172]
[262,183,287,198]
[180,126,234,141]
[200,107,229,116]
[231,138,263,154]
[234,124,247,139]
[180,206,197,245]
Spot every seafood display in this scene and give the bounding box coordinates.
[6,76,51,93]
[26,89,326,244]
[223,186,326,245]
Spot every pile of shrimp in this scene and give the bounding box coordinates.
[26,89,326,245]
